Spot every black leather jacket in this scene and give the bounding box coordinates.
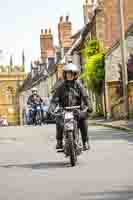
[27,94,43,106]
[49,80,92,119]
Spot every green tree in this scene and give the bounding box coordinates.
[81,40,105,114]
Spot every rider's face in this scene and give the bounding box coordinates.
[32,91,37,95]
[66,71,74,80]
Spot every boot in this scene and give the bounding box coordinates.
[83,142,90,151]
[56,140,63,149]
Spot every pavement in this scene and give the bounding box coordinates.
[0,125,133,199]
[89,118,133,133]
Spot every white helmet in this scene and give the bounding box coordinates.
[32,87,37,92]
[64,63,80,73]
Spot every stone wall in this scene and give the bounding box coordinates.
[106,81,133,119]
[105,26,133,119]
[128,81,133,118]
[0,71,26,125]
[107,81,125,119]
[56,64,64,80]
[99,0,133,49]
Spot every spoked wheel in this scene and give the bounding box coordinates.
[68,131,77,167]
[35,111,42,125]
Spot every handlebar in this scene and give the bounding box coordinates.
[64,106,80,110]
[50,110,64,117]
[28,102,42,106]
[50,106,81,117]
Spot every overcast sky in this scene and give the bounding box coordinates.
[0,0,84,71]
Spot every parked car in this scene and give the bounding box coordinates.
[0,116,8,126]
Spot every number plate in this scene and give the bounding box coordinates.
[65,112,73,119]
[65,122,74,131]
[37,106,40,110]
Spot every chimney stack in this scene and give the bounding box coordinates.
[58,15,72,53]
[83,0,93,24]
[66,15,69,22]
[49,28,51,34]
[45,29,48,34]
[60,16,63,22]
[40,28,55,62]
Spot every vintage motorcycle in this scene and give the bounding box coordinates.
[28,102,43,125]
[53,106,82,167]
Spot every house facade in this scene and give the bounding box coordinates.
[105,24,133,119]
[0,65,26,125]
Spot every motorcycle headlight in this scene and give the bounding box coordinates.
[65,112,73,120]
[36,106,41,110]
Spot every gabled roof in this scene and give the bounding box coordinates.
[68,21,91,55]
[19,72,32,92]
[71,28,83,39]
[19,70,48,92]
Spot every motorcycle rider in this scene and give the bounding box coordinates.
[48,63,92,151]
[27,87,43,123]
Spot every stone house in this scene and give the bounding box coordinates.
[105,24,133,119]
[54,0,133,117]
[0,65,26,125]
[66,0,110,69]
[83,0,133,49]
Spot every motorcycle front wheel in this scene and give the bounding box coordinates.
[35,111,42,125]
[68,131,77,167]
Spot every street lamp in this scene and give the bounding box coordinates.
[118,0,128,118]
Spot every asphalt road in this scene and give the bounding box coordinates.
[0,125,133,200]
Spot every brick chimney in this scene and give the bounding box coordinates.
[40,28,55,62]
[83,0,94,24]
[100,0,133,49]
[58,15,72,54]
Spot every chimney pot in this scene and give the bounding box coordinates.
[66,16,69,22]
[60,16,63,22]
[41,29,43,34]
[49,28,51,34]
[45,29,47,34]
